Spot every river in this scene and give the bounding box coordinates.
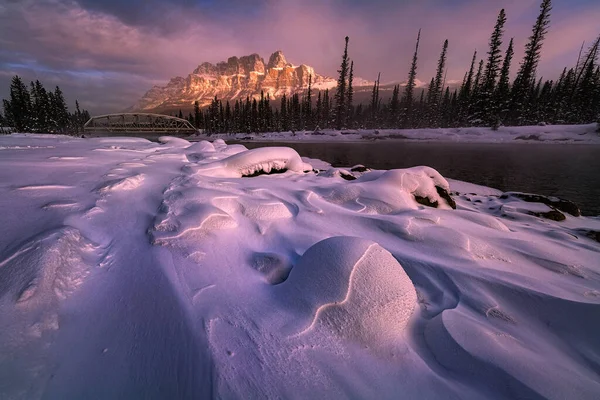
[238,141,600,216]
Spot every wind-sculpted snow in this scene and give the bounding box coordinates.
[187,146,313,178]
[0,134,599,399]
[284,237,417,348]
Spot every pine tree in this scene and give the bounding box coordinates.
[425,39,448,127]
[347,61,354,128]
[389,85,400,127]
[574,38,600,122]
[30,80,51,132]
[432,40,449,107]
[402,29,421,128]
[511,0,552,124]
[370,73,381,128]
[193,100,201,128]
[5,75,32,132]
[334,36,350,130]
[323,89,331,129]
[305,75,313,129]
[457,50,478,125]
[315,91,322,130]
[482,9,507,95]
[467,60,485,124]
[459,51,477,103]
[496,38,514,124]
[280,94,288,131]
[481,9,507,125]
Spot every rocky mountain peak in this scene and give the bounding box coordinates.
[130,51,344,113]
[267,50,290,69]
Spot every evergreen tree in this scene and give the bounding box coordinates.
[511,0,552,124]
[370,73,381,127]
[347,61,354,127]
[389,85,400,127]
[193,101,201,128]
[315,91,322,130]
[280,94,288,131]
[5,75,32,132]
[481,9,507,125]
[334,36,350,129]
[574,38,600,122]
[323,89,331,129]
[432,40,449,108]
[458,50,478,125]
[305,75,313,129]
[402,29,421,128]
[482,9,507,95]
[496,38,514,124]
[30,80,50,132]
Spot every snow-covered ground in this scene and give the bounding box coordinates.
[1,133,599,399]
[192,123,600,144]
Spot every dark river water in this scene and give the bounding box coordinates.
[238,141,600,216]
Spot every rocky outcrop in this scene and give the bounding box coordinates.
[129,51,338,113]
[500,192,581,216]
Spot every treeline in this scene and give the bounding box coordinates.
[187,0,599,134]
[0,76,90,134]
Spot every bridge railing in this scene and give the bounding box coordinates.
[84,113,197,133]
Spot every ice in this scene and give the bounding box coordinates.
[0,133,599,399]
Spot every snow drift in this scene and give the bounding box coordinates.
[0,134,599,399]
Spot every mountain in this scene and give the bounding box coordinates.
[129,51,345,114]
[129,51,460,115]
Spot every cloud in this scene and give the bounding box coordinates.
[1,0,598,114]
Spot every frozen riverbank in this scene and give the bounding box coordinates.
[1,134,599,399]
[191,123,600,145]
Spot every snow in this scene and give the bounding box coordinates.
[187,146,313,178]
[192,123,600,144]
[0,133,599,399]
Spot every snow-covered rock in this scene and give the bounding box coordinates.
[190,146,313,178]
[284,236,417,348]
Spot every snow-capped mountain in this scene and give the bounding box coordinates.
[130,51,344,113]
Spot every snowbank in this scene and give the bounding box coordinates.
[188,146,313,178]
[0,134,599,399]
[191,123,600,144]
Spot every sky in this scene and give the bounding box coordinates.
[1,0,599,114]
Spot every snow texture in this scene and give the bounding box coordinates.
[192,123,600,144]
[0,133,599,399]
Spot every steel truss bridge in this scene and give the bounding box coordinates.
[84,113,197,133]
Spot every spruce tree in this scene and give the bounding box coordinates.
[334,36,350,130]
[347,61,354,127]
[402,29,421,128]
[432,40,449,107]
[389,85,400,127]
[5,75,32,132]
[315,91,322,130]
[496,38,514,124]
[511,0,552,124]
[481,9,507,125]
[193,101,201,128]
[370,73,381,128]
[280,94,288,131]
[305,75,313,129]
[323,89,331,129]
[482,9,507,95]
